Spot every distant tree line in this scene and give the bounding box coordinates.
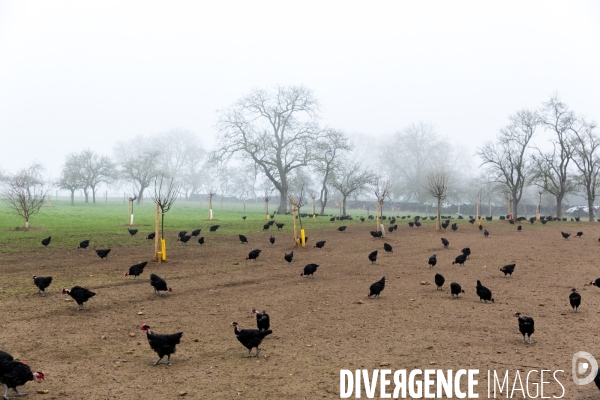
[2,88,598,227]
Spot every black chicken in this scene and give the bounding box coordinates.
[150,274,172,295]
[415,221,421,227]
[590,278,600,288]
[408,222,414,227]
[269,236,275,245]
[450,282,464,298]
[476,280,494,303]
[231,322,272,357]
[314,241,326,249]
[239,235,248,244]
[434,273,445,290]
[146,232,156,240]
[388,226,394,233]
[461,248,471,259]
[246,249,261,261]
[368,277,385,299]
[62,286,96,310]
[561,231,571,239]
[513,312,534,344]
[190,229,202,237]
[428,254,437,268]
[209,225,220,232]
[178,235,191,244]
[128,229,138,236]
[77,240,90,249]
[483,229,489,238]
[198,237,205,245]
[94,247,111,260]
[441,238,449,248]
[370,231,383,238]
[452,254,467,265]
[576,231,583,238]
[499,263,516,277]
[125,261,148,278]
[368,250,378,264]
[0,355,46,400]
[178,231,187,238]
[569,288,581,312]
[32,275,52,296]
[517,225,522,231]
[451,223,458,232]
[140,323,183,365]
[478,225,483,231]
[263,223,270,230]
[284,251,293,263]
[242,216,247,220]
[252,309,270,331]
[301,264,319,277]
[276,223,284,230]
[441,222,449,229]
[190,229,201,237]
[338,226,347,232]
[383,243,393,253]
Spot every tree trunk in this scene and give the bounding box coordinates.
[70,190,75,206]
[319,186,328,215]
[136,186,146,205]
[342,194,347,217]
[512,198,519,220]
[278,182,288,213]
[84,189,89,203]
[588,197,595,222]
[436,198,441,230]
[556,193,564,218]
[92,188,96,203]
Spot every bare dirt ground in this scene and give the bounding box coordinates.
[2,219,600,399]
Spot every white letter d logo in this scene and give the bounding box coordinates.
[573,351,598,386]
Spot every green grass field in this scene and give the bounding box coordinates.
[0,198,394,253]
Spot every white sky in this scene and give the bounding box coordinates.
[1,0,599,179]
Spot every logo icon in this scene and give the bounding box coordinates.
[573,351,598,385]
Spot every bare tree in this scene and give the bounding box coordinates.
[382,122,449,203]
[3,164,48,228]
[150,175,181,239]
[157,129,205,181]
[372,178,392,230]
[426,172,449,230]
[57,157,84,206]
[329,159,375,216]
[115,136,162,204]
[571,120,600,222]
[478,109,539,219]
[210,85,323,213]
[78,149,116,203]
[314,129,352,215]
[531,94,577,217]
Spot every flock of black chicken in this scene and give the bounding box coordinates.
[6,214,600,397]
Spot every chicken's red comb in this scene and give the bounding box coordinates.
[140,323,148,328]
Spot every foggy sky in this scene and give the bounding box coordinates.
[1,1,599,180]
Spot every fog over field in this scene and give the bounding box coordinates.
[1,1,599,214]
